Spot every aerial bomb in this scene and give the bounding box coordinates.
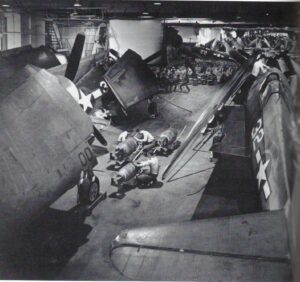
[110,137,139,163]
[155,128,180,155]
[111,162,139,186]
[158,128,178,147]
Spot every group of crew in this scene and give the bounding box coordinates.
[152,64,192,93]
[151,59,238,92]
[111,127,181,195]
[118,128,155,144]
[113,129,159,195]
[191,59,238,85]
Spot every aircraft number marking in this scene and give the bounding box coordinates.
[78,147,93,167]
[251,118,264,151]
[99,81,109,94]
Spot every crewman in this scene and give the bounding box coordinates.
[134,129,154,144]
[118,130,129,143]
[147,98,158,119]
[179,67,191,93]
[239,54,270,94]
[135,156,160,187]
[252,54,270,78]
[134,129,156,153]
[167,69,175,92]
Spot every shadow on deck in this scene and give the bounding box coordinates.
[192,155,261,220]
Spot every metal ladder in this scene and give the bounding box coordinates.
[45,21,70,54]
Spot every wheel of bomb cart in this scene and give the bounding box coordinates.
[172,140,181,150]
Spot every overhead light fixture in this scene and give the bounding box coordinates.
[153,2,161,5]
[74,0,82,7]
[142,12,149,15]
[2,4,10,7]
[71,10,78,16]
[140,15,154,19]
[266,12,269,16]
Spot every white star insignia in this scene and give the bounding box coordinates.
[256,158,270,188]
[256,151,271,199]
[78,90,93,112]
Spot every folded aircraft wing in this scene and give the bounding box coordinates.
[0,64,97,241]
[162,55,256,180]
[104,49,158,110]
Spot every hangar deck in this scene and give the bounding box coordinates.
[4,84,261,280]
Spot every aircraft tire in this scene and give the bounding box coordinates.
[79,177,100,204]
[88,177,100,203]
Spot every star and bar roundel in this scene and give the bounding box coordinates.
[251,117,272,200]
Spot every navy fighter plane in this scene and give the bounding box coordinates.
[0,34,108,246]
[110,50,300,280]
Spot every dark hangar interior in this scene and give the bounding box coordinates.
[0,0,300,281]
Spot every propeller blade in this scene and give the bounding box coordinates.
[109,49,120,59]
[93,125,108,146]
[65,33,85,81]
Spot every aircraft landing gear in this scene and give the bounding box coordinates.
[77,170,101,205]
[78,177,100,204]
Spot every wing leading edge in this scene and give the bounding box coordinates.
[110,211,290,281]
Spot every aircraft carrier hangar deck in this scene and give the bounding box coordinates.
[0,1,299,281]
